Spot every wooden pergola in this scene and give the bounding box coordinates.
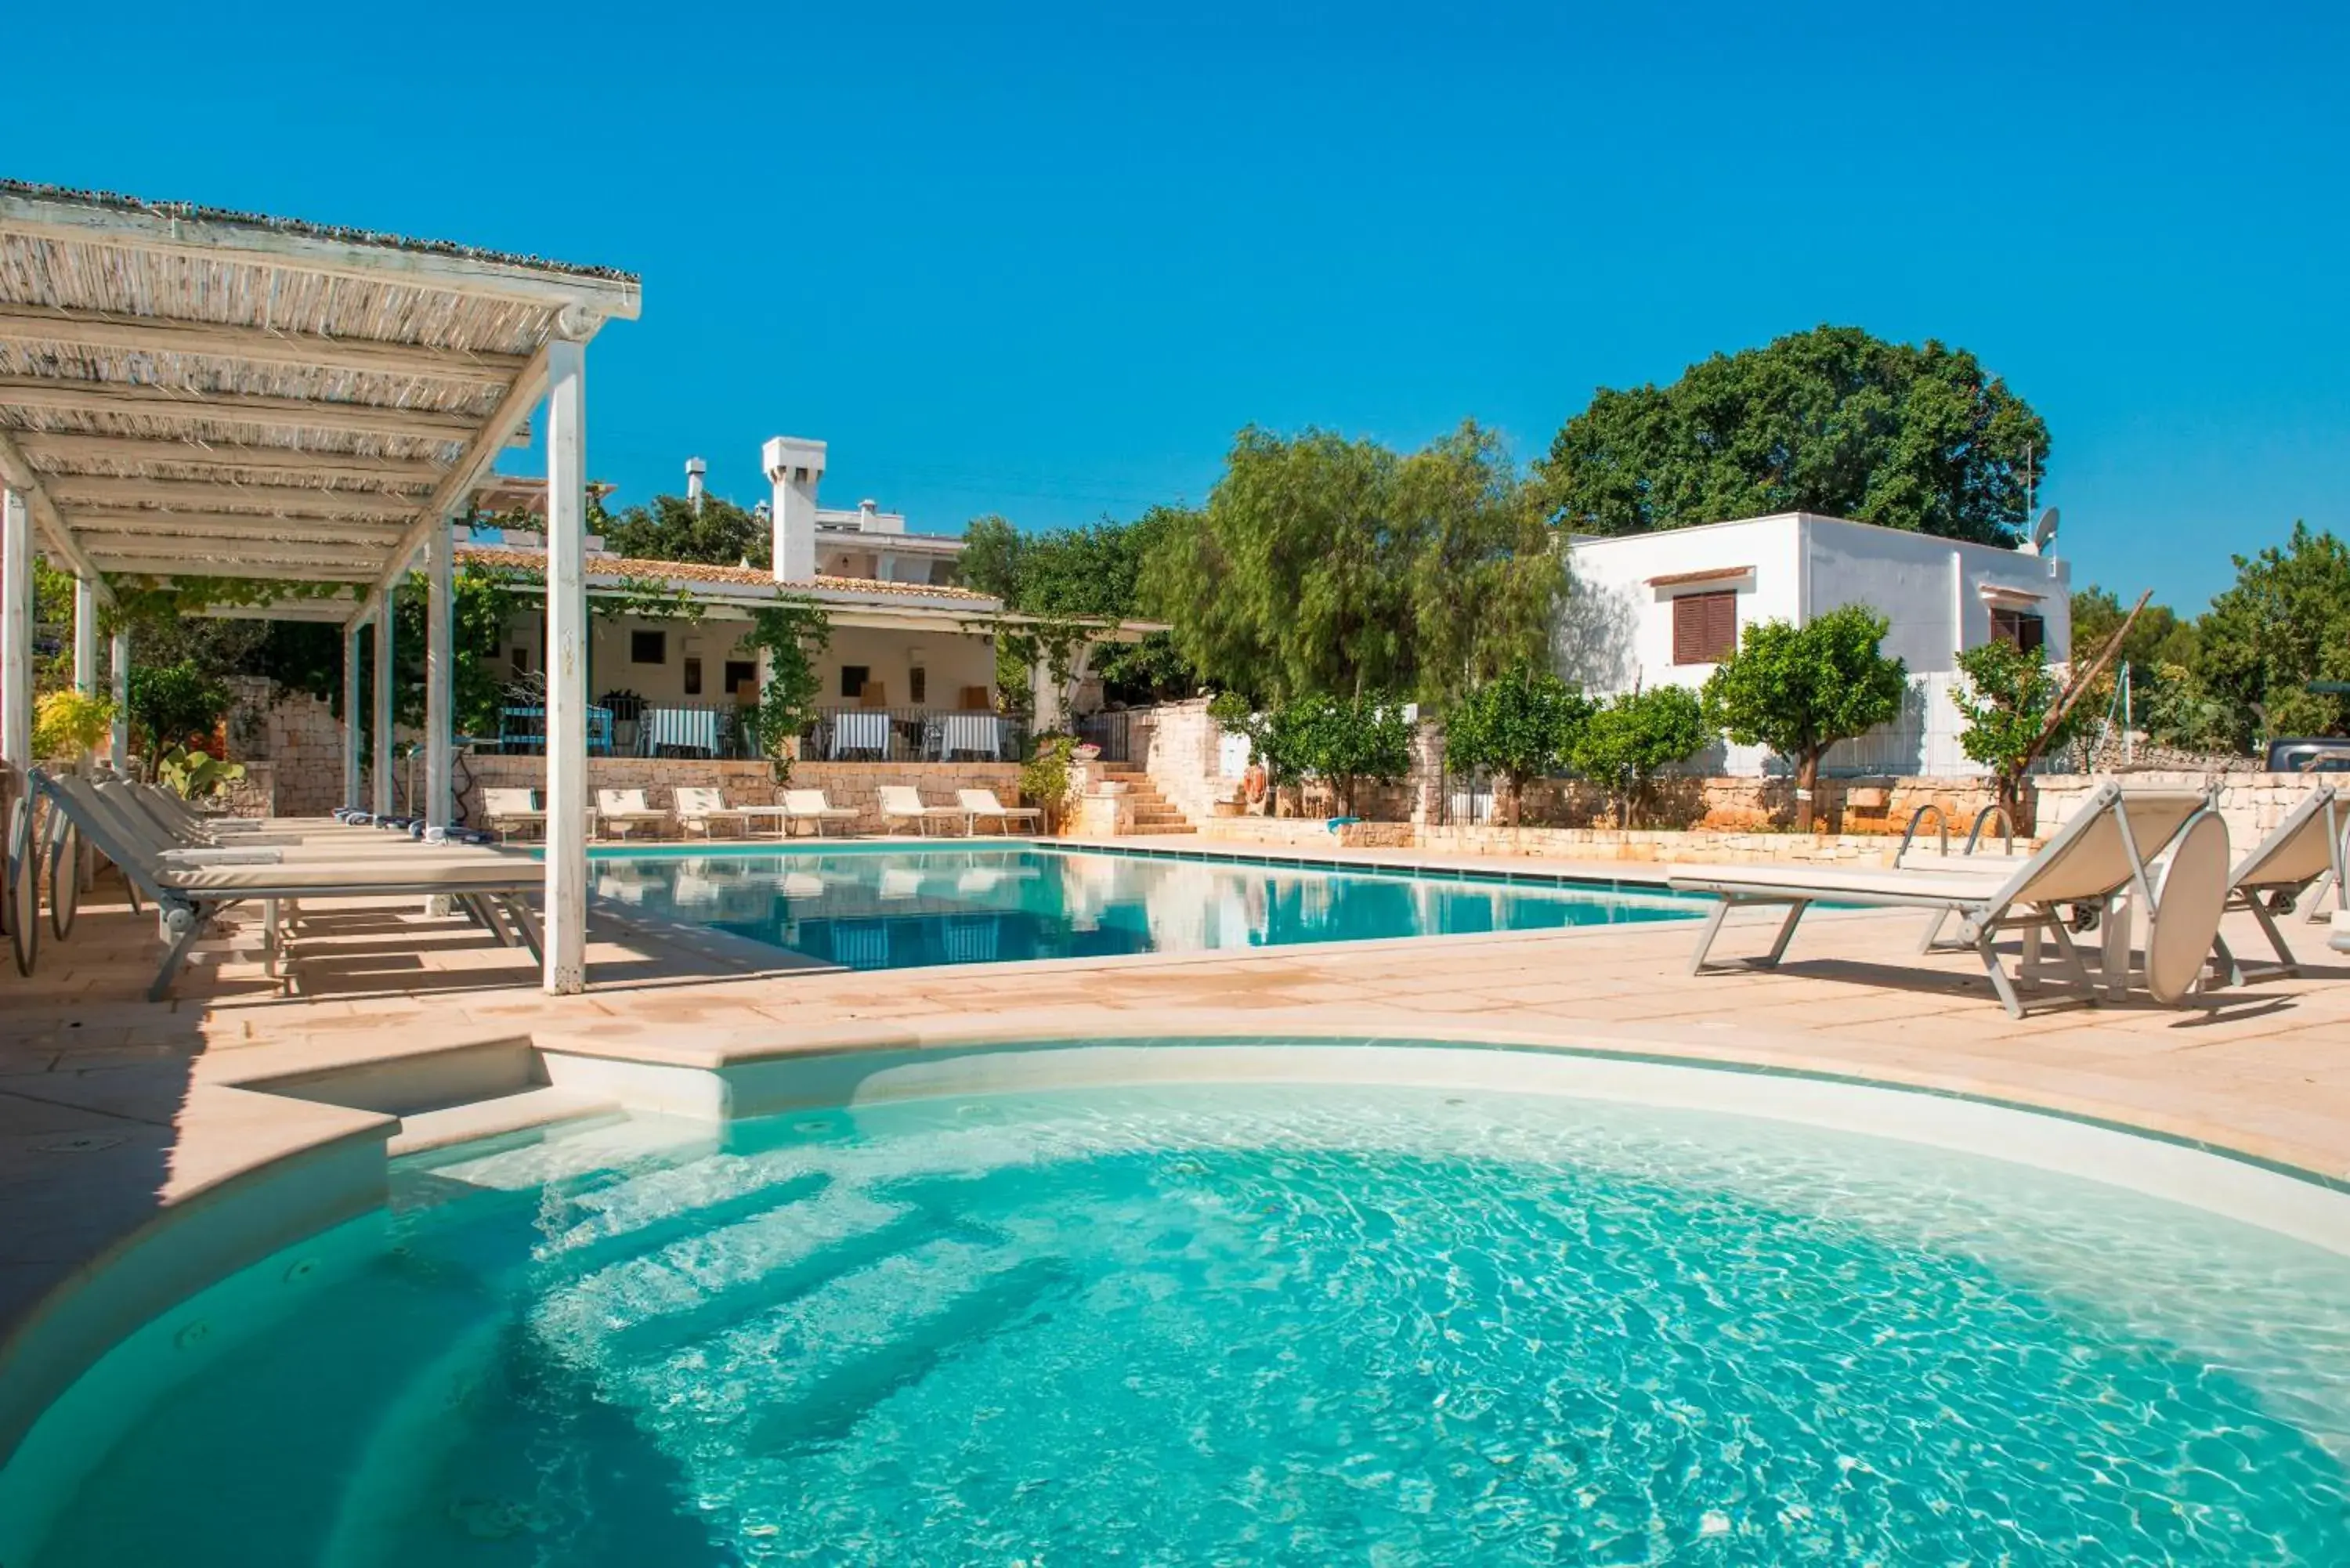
[0,181,641,993]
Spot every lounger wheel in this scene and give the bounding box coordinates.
[5,794,37,977]
[48,819,79,940]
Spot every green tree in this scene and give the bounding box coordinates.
[599,492,770,569]
[1572,686,1708,828]
[739,595,832,782]
[966,508,1198,706]
[1701,605,1908,829]
[1538,325,2050,546]
[1443,665,1593,824]
[2070,586,2195,673]
[1954,640,2086,821]
[2192,522,2350,749]
[1143,421,1561,705]
[1293,693,1414,817]
[125,660,233,766]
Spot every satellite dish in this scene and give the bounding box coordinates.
[2023,508,2059,556]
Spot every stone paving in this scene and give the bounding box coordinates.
[6,840,2350,1407]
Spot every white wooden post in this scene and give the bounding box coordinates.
[0,490,31,778]
[371,606,394,817]
[109,628,130,768]
[342,622,363,810]
[543,334,591,992]
[73,576,99,695]
[425,515,454,834]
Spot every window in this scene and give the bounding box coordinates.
[724,660,758,700]
[1990,609,2046,653]
[682,657,703,696]
[510,646,529,675]
[630,629,667,665]
[840,664,871,699]
[1672,591,1738,665]
[909,666,927,704]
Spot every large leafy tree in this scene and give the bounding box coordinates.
[1142,421,1562,705]
[1444,664,1593,824]
[1701,605,1908,829]
[2192,522,2350,747]
[964,507,1198,705]
[1538,326,2050,545]
[599,493,770,569]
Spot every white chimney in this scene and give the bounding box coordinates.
[857,498,878,532]
[761,436,827,582]
[685,456,707,514]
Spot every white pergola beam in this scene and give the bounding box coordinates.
[73,575,98,694]
[84,557,378,583]
[0,377,511,445]
[0,425,114,605]
[72,511,410,546]
[370,609,393,816]
[197,597,362,623]
[351,339,557,629]
[15,432,453,486]
[1,489,31,775]
[542,334,589,994]
[0,190,644,322]
[0,304,529,385]
[342,623,362,808]
[47,476,431,517]
[425,517,454,833]
[88,537,386,569]
[109,627,129,766]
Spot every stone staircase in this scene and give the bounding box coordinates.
[1089,762,1195,835]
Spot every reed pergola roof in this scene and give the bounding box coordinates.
[0,181,641,617]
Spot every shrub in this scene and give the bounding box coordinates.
[1572,686,1708,828]
[1954,639,2086,821]
[1444,665,1593,825]
[1021,732,1079,829]
[125,661,233,773]
[33,690,115,765]
[1701,605,1907,829]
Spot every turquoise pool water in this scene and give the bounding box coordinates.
[591,844,1710,968]
[13,1075,2350,1565]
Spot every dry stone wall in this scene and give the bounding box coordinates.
[2035,771,2331,851]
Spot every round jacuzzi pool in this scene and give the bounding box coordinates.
[7,1048,2350,1565]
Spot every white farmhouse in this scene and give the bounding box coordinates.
[1559,511,2071,777]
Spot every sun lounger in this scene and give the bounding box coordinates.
[1667,785,2221,1017]
[956,788,1043,836]
[481,786,548,841]
[674,787,750,840]
[2207,786,2344,983]
[878,786,967,836]
[595,788,669,842]
[34,769,548,999]
[783,789,860,838]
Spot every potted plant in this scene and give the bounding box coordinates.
[34,690,117,775]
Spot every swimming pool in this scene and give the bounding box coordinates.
[10,1064,2349,1565]
[591,844,1710,969]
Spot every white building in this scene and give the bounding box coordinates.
[1559,511,2072,777]
[763,436,964,587]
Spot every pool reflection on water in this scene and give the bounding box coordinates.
[591,846,1711,970]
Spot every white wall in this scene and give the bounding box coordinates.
[501,609,996,710]
[1560,512,2076,779]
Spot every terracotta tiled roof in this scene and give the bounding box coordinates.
[454,545,998,602]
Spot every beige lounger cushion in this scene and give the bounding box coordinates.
[1668,865,2030,905]
[158,858,542,893]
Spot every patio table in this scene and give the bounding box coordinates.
[644,706,720,756]
[938,712,1002,759]
[831,710,892,758]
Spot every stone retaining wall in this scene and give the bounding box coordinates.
[458,756,1027,837]
[2034,771,2331,851]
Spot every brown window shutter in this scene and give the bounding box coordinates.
[1673,595,1701,664]
[1706,591,1736,659]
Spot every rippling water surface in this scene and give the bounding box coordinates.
[15,1079,2350,1565]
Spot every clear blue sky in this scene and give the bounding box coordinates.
[10,1,2345,612]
